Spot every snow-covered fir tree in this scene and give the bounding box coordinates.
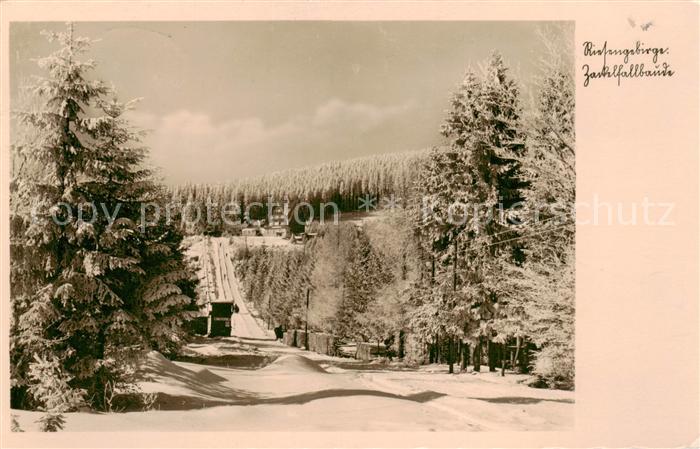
[494,28,575,386]
[337,227,392,341]
[10,23,197,413]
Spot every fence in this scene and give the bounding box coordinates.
[355,342,388,361]
[282,330,337,356]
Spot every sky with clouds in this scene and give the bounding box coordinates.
[10,21,571,184]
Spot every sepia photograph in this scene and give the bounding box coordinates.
[7,20,576,432]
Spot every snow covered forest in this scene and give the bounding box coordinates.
[232,50,575,385]
[180,39,575,385]
[9,22,575,432]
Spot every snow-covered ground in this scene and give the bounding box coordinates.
[12,235,573,432]
[12,336,574,432]
[229,235,295,249]
[183,236,216,309]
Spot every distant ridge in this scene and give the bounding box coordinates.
[172,148,431,204]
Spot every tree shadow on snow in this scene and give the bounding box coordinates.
[470,396,574,405]
[141,393,236,411]
[230,336,277,343]
[175,354,277,370]
[136,352,258,401]
[241,388,446,406]
[323,361,419,373]
[136,389,446,411]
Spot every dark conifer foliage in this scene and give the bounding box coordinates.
[169,150,429,235]
[10,24,198,418]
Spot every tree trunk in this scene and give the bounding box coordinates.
[435,334,440,363]
[473,339,482,372]
[452,238,458,290]
[488,340,497,372]
[519,339,530,374]
[448,336,454,374]
[398,330,405,360]
[304,289,310,351]
[267,296,272,328]
[457,340,462,368]
[461,342,469,372]
[402,252,408,281]
[500,343,506,376]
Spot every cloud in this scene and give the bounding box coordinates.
[127,98,415,183]
[312,98,414,132]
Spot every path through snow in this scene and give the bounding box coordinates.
[211,237,272,340]
[13,335,574,432]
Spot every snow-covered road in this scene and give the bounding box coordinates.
[12,335,574,432]
[211,237,272,340]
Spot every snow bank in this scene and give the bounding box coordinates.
[259,354,327,374]
[193,368,227,383]
[135,351,247,404]
[11,343,573,431]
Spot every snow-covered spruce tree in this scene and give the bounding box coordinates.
[438,53,529,372]
[494,28,575,387]
[408,145,475,371]
[11,23,115,412]
[288,248,314,331]
[240,247,278,327]
[337,227,392,342]
[137,187,200,357]
[251,246,271,313]
[89,95,199,359]
[307,223,353,333]
[10,23,196,412]
[239,246,313,332]
[363,212,420,358]
[26,354,83,431]
[270,252,293,327]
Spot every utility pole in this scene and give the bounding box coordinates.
[449,236,458,374]
[304,288,310,350]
